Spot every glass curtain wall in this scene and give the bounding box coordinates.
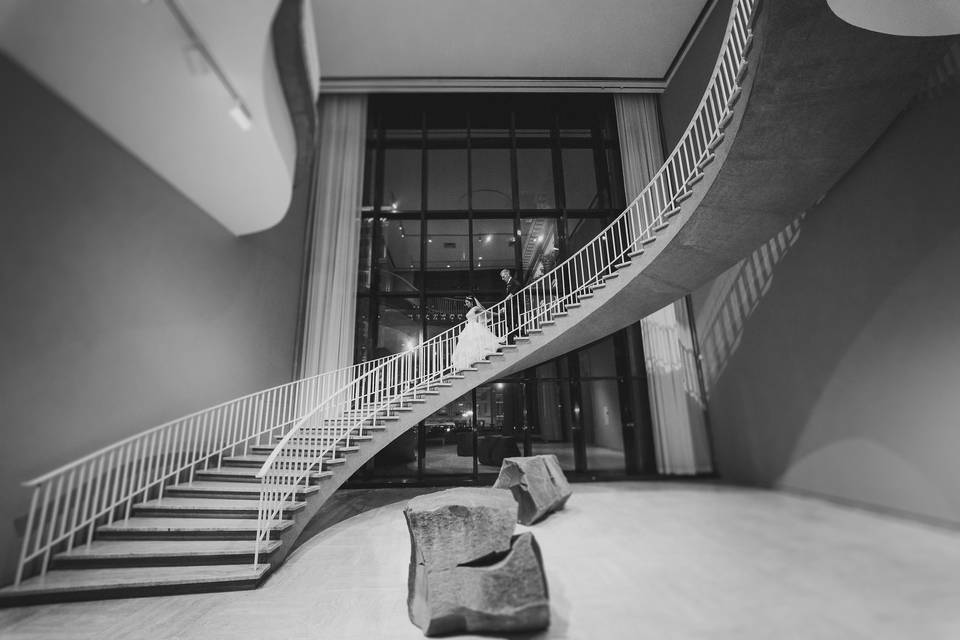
[353,94,656,483]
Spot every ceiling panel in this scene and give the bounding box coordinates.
[312,0,709,82]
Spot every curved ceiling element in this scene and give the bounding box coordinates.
[0,0,296,236]
[826,0,960,36]
[310,0,708,87]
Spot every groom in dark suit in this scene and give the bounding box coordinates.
[500,269,524,344]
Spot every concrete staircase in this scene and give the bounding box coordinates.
[2,0,953,607]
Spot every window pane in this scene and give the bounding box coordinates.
[376,297,421,356]
[515,98,553,138]
[469,95,510,138]
[581,379,625,471]
[427,149,467,210]
[422,295,468,334]
[427,99,468,141]
[354,298,372,363]
[425,219,470,291]
[382,100,422,140]
[471,149,513,210]
[377,218,421,294]
[477,382,524,472]
[517,148,555,210]
[383,149,421,212]
[566,217,605,256]
[472,218,516,290]
[358,218,373,292]
[362,148,375,208]
[528,377,575,472]
[423,392,475,476]
[519,217,559,282]
[563,148,599,209]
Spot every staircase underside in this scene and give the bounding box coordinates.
[499,0,952,372]
[2,0,954,607]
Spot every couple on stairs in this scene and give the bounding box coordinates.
[450,269,524,372]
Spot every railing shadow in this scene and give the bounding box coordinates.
[696,213,806,394]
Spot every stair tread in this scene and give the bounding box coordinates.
[98,517,292,533]
[168,481,318,495]
[135,497,303,512]
[0,564,269,597]
[55,539,280,560]
[198,467,331,479]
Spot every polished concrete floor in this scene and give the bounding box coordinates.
[1,482,959,639]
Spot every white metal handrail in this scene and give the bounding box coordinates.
[11,358,395,585]
[254,0,759,568]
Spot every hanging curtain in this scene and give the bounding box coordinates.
[299,94,368,378]
[614,94,712,475]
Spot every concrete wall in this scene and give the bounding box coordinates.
[691,87,960,526]
[660,0,733,150]
[0,56,306,583]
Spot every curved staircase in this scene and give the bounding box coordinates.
[1,0,952,606]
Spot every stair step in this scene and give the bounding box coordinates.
[53,539,281,568]
[133,497,304,518]
[579,293,595,299]
[653,222,670,232]
[97,517,292,540]
[265,441,361,455]
[554,312,569,317]
[676,189,693,204]
[708,133,724,150]
[603,273,620,280]
[664,207,681,219]
[499,345,519,351]
[727,85,743,108]
[641,236,657,245]
[737,60,749,83]
[166,481,319,499]
[567,303,582,308]
[249,441,369,457]
[616,262,631,269]
[697,153,716,170]
[628,250,644,258]
[0,564,269,606]
[223,450,373,469]
[687,172,705,187]
[195,467,332,484]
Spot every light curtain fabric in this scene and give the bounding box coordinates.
[614,94,712,475]
[299,94,368,378]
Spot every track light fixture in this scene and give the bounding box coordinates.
[160,0,253,132]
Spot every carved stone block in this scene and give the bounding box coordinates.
[494,454,572,525]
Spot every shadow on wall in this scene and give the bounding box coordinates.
[695,213,806,395]
[690,85,960,526]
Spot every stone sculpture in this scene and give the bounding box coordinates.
[404,487,550,636]
[494,454,572,525]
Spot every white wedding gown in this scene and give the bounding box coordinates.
[451,307,505,372]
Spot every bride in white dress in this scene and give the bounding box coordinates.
[451,297,505,372]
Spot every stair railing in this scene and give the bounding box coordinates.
[255,0,760,569]
[12,359,392,586]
